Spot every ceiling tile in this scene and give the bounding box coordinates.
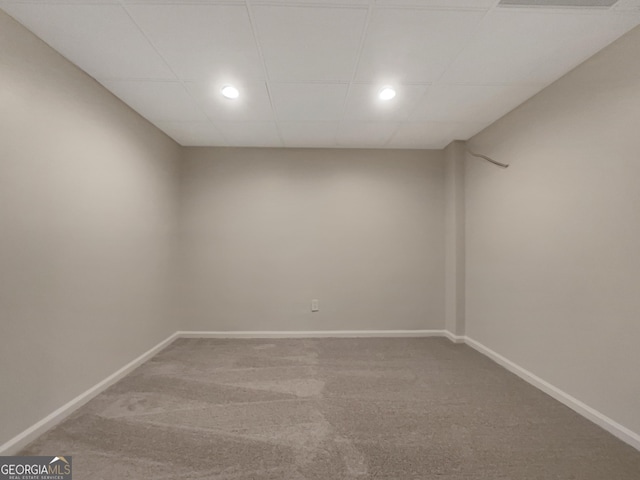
[185,80,274,122]
[278,122,339,147]
[409,84,543,124]
[155,121,227,147]
[337,122,399,147]
[343,83,429,122]
[214,122,283,147]
[389,121,486,148]
[355,9,486,83]
[253,5,368,82]
[0,3,175,80]
[125,3,264,81]
[271,83,349,122]
[102,81,207,122]
[441,10,640,85]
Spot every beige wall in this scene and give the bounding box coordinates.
[0,11,180,446]
[176,147,445,332]
[466,26,640,436]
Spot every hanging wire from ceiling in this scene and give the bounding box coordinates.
[467,149,509,168]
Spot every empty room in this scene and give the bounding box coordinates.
[1,0,640,478]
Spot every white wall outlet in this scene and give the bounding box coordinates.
[311,299,319,312]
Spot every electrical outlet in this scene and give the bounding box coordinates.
[311,299,319,312]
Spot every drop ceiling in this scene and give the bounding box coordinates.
[1,0,639,149]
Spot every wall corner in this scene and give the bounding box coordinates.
[444,140,466,337]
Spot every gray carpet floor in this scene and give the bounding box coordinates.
[20,338,640,479]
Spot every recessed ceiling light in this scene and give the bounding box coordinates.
[221,85,239,99]
[378,86,396,101]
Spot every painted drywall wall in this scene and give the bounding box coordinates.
[444,141,466,337]
[466,26,640,436]
[0,10,181,446]
[176,147,445,332]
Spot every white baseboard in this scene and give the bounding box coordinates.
[7,329,636,456]
[177,329,447,339]
[464,336,640,452]
[443,330,466,343]
[0,331,180,456]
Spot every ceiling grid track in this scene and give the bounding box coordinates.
[385,0,502,147]
[336,0,375,148]
[116,0,231,146]
[245,0,285,148]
